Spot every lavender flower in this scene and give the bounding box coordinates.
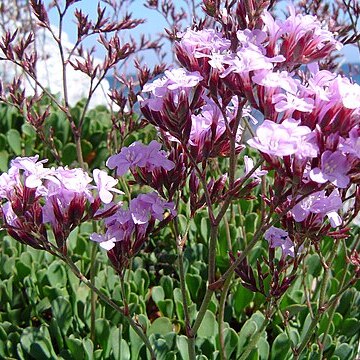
[244,155,268,179]
[106,140,175,176]
[130,192,176,224]
[90,232,117,251]
[290,189,343,227]
[247,118,314,157]
[92,169,123,204]
[264,226,295,257]
[340,127,360,158]
[310,151,350,188]
[10,155,53,189]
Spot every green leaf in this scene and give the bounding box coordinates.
[20,325,57,359]
[257,337,270,360]
[332,343,353,360]
[133,268,150,297]
[186,273,203,301]
[198,310,217,338]
[0,134,7,150]
[110,326,130,360]
[245,213,258,233]
[62,143,77,165]
[15,260,31,279]
[337,289,354,316]
[83,338,94,360]
[284,304,307,316]
[66,335,85,360]
[177,335,189,360]
[36,297,51,314]
[233,284,254,316]
[52,296,73,336]
[158,299,174,318]
[160,276,173,300]
[21,123,36,138]
[306,254,322,277]
[270,333,291,360]
[319,333,332,352]
[148,317,173,336]
[222,327,238,359]
[6,129,21,155]
[94,319,111,357]
[129,315,148,359]
[200,217,209,242]
[81,139,93,158]
[49,318,64,351]
[0,150,9,171]
[47,261,67,288]
[300,313,313,342]
[149,335,170,360]
[340,318,360,337]
[237,320,257,355]
[152,286,165,304]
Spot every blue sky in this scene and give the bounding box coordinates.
[47,0,359,67]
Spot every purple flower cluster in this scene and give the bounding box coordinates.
[89,191,176,273]
[90,192,176,251]
[141,68,203,112]
[138,4,360,248]
[106,140,175,176]
[0,155,122,251]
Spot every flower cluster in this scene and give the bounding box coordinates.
[106,140,175,176]
[90,192,176,273]
[139,4,360,259]
[0,155,121,252]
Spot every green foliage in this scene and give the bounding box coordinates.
[0,100,113,169]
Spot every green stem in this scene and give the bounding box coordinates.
[60,253,156,359]
[208,224,220,284]
[174,218,196,359]
[219,274,233,360]
[192,228,262,337]
[238,305,273,360]
[191,289,213,335]
[90,241,98,343]
[294,238,340,359]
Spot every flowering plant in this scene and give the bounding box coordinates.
[0,0,360,359]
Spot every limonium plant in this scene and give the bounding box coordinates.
[0,0,360,359]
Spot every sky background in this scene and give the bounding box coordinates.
[47,0,359,70]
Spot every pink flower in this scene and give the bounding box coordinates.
[10,155,54,189]
[220,47,284,78]
[164,68,203,90]
[92,169,123,204]
[247,118,313,157]
[244,156,268,179]
[178,28,231,56]
[252,69,299,94]
[272,92,314,113]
